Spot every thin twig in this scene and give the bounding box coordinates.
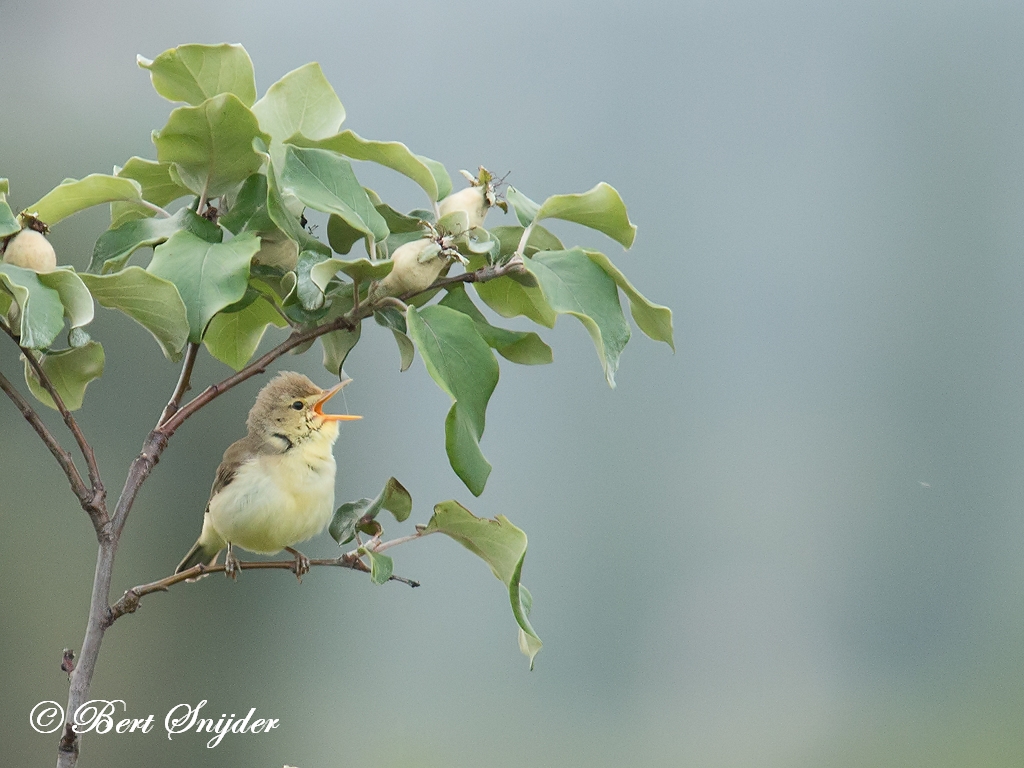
[0,369,91,503]
[157,310,363,437]
[106,552,420,626]
[399,257,526,299]
[0,325,106,527]
[157,342,199,426]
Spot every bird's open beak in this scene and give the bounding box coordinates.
[313,379,362,421]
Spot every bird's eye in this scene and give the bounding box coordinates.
[291,400,304,410]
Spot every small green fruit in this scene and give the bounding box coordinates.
[438,185,490,230]
[370,238,446,300]
[3,229,57,272]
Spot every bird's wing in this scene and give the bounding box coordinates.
[205,437,256,511]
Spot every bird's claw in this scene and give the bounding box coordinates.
[285,547,310,582]
[224,548,240,580]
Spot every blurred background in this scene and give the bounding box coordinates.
[3,0,1024,765]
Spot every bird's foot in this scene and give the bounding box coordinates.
[285,546,310,581]
[224,546,241,580]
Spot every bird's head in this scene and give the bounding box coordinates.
[247,371,361,446]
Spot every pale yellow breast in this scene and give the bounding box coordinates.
[207,431,338,554]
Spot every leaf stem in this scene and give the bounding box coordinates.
[514,222,536,259]
[138,200,171,219]
[370,530,433,554]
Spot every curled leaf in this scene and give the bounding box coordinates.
[425,500,541,669]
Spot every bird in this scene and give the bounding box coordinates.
[175,371,361,579]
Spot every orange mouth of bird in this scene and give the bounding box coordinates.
[313,380,362,422]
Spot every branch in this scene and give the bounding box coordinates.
[0,369,91,502]
[157,314,358,438]
[399,255,527,300]
[157,342,199,426]
[0,325,107,530]
[155,255,524,440]
[106,552,420,626]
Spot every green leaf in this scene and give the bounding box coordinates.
[147,230,259,342]
[535,182,637,249]
[377,476,413,522]
[90,207,223,274]
[526,248,630,387]
[115,157,192,206]
[279,145,389,243]
[406,305,498,496]
[327,200,423,257]
[470,253,556,328]
[373,307,415,372]
[252,63,345,174]
[263,158,330,258]
[310,256,393,290]
[25,174,145,226]
[490,224,564,260]
[204,295,286,370]
[296,250,329,311]
[321,322,361,375]
[506,187,542,227]
[220,173,275,235]
[37,268,94,330]
[440,285,552,365]
[363,549,394,585]
[153,93,270,198]
[0,179,19,236]
[374,202,426,234]
[326,213,365,255]
[138,44,257,106]
[0,264,65,349]
[23,341,105,411]
[329,477,413,545]
[584,250,674,351]
[417,156,453,201]
[425,501,541,669]
[80,267,190,360]
[110,158,193,227]
[319,291,360,376]
[287,131,445,202]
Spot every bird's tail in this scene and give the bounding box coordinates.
[175,539,222,574]
[175,515,225,575]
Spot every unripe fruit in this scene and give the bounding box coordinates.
[438,185,490,230]
[370,238,446,300]
[3,230,57,272]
